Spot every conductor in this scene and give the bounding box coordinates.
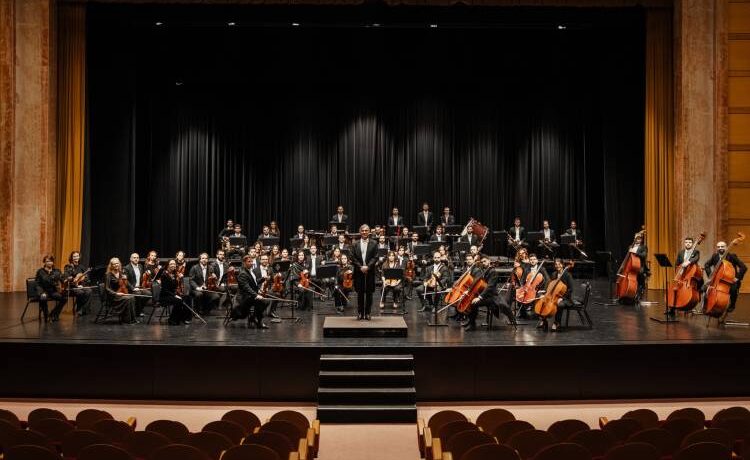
[352,224,378,320]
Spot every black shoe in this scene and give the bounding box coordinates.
[464,322,476,331]
[365,314,371,321]
[270,311,280,319]
[356,315,363,320]
[257,321,269,329]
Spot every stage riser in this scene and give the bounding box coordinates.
[319,355,415,371]
[316,407,417,423]
[2,343,750,401]
[318,390,417,405]
[319,372,416,388]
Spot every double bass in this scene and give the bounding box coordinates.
[616,227,646,303]
[704,233,746,318]
[534,261,575,319]
[667,232,706,311]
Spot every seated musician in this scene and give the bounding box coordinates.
[519,253,549,319]
[290,250,313,311]
[397,246,408,268]
[258,225,274,241]
[269,245,282,263]
[280,248,291,262]
[437,245,453,270]
[417,203,433,229]
[327,247,343,265]
[332,205,348,226]
[546,258,575,332]
[416,252,450,312]
[228,254,270,328]
[380,251,404,310]
[35,255,67,322]
[246,247,260,270]
[467,256,516,330]
[430,225,447,243]
[373,225,384,239]
[440,207,455,226]
[377,235,390,251]
[123,253,151,317]
[564,220,583,243]
[704,241,747,317]
[407,232,420,254]
[334,254,353,314]
[293,225,306,242]
[539,220,560,258]
[461,225,481,247]
[335,234,349,253]
[63,251,92,316]
[387,207,404,227]
[508,217,527,255]
[629,233,649,301]
[269,221,281,237]
[175,250,187,275]
[103,257,137,324]
[326,224,339,238]
[227,224,246,257]
[218,219,234,244]
[308,244,328,295]
[210,249,233,310]
[144,250,159,275]
[189,253,219,315]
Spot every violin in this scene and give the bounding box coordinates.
[272,272,284,295]
[404,258,415,282]
[226,267,237,286]
[61,267,91,293]
[534,261,575,318]
[299,270,310,289]
[616,226,646,303]
[117,273,129,295]
[142,265,160,289]
[667,232,706,310]
[704,233,746,318]
[515,264,545,304]
[175,269,184,296]
[342,268,353,290]
[206,273,218,291]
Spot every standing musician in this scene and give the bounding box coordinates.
[416,252,451,312]
[351,224,378,320]
[467,256,516,330]
[269,221,281,237]
[380,251,404,311]
[160,259,190,326]
[190,253,219,315]
[334,254,353,314]
[103,257,137,324]
[519,253,548,319]
[293,225,307,242]
[35,255,67,322]
[539,220,559,258]
[290,250,313,311]
[440,207,455,226]
[508,217,527,254]
[123,253,151,318]
[229,254,271,328]
[628,232,649,301]
[704,241,746,315]
[461,225,481,247]
[332,205,348,226]
[388,208,404,227]
[430,225,448,243]
[63,251,92,316]
[417,203,433,228]
[545,258,575,332]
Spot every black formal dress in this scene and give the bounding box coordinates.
[62,263,91,315]
[160,272,189,325]
[351,238,378,318]
[104,272,136,324]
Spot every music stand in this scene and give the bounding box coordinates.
[527,231,543,243]
[650,254,677,323]
[315,263,339,300]
[413,243,432,259]
[413,226,430,239]
[381,268,406,315]
[430,241,448,253]
[289,238,304,249]
[228,236,247,248]
[453,241,470,255]
[377,248,389,259]
[259,237,280,249]
[444,225,463,236]
[594,251,619,306]
[323,236,339,247]
[387,225,401,236]
[493,230,509,257]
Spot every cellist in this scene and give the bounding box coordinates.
[704,241,746,315]
[544,258,575,332]
[466,257,516,330]
[518,253,548,320]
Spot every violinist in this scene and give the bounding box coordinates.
[161,259,191,326]
[545,258,575,332]
[511,248,530,287]
[334,254,353,314]
[332,205,348,225]
[380,251,403,310]
[308,245,323,289]
[388,207,404,227]
[628,232,649,301]
[175,250,187,275]
[327,247,343,265]
[104,257,137,324]
[229,254,271,328]
[269,221,281,237]
[437,245,453,270]
[538,220,559,257]
[467,257,516,331]
[123,253,151,317]
[290,251,313,311]
[518,254,548,319]
[416,252,450,312]
[35,255,67,322]
[269,245,282,263]
[430,225,447,243]
[704,241,746,314]
[440,207,455,226]
[190,253,219,315]
[144,251,160,277]
[210,249,233,310]
[397,246,408,268]
[417,203,433,228]
[279,248,291,262]
[63,251,92,316]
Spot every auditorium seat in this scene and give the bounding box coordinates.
[0,409,21,428]
[3,444,60,460]
[681,427,733,450]
[713,417,750,440]
[184,431,234,460]
[269,410,319,457]
[202,420,246,445]
[123,430,171,459]
[622,408,659,429]
[504,429,555,460]
[445,429,496,460]
[437,420,478,445]
[27,408,68,427]
[2,428,55,453]
[75,409,114,430]
[532,442,593,460]
[221,410,261,436]
[673,441,732,460]
[547,419,590,442]
[77,443,135,460]
[258,420,309,460]
[242,431,298,460]
[493,420,535,444]
[567,429,617,458]
[61,429,107,459]
[223,444,281,460]
[598,417,642,442]
[461,443,521,460]
[145,420,190,443]
[422,410,470,460]
[31,417,74,444]
[92,419,135,443]
[666,408,706,426]
[475,408,515,434]
[603,442,660,460]
[149,443,211,460]
[712,406,750,424]
[627,428,679,457]
[660,417,703,444]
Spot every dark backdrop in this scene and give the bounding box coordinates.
[85,4,645,265]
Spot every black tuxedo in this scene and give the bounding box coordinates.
[351,238,378,317]
[429,234,447,243]
[417,211,433,227]
[461,234,481,247]
[508,226,527,242]
[210,260,230,284]
[676,249,700,266]
[387,216,404,227]
[439,214,455,226]
[189,263,210,290]
[331,213,348,225]
[123,263,145,289]
[231,266,270,325]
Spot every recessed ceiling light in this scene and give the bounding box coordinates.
[430,24,438,28]
[155,21,163,26]
[557,24,567,30]
[292,22,300,27]
[228,22,236,26]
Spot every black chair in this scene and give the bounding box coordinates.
[476,408,516,433]
[94,283,114,324]
[21,278,49,322]
[562,281,592,328]
[147,282,169,324]
[667,408,706,426]
[221,410,261,436]
[673,441,732,460]
[548,419,590,442]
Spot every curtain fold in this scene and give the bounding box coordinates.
[644,8,675,289]
[55,3,86,264]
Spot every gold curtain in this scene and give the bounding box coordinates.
[644,8,675,289]
[55,3,86,264]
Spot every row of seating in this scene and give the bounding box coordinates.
[0,407,319,460]
[417,405,750,460]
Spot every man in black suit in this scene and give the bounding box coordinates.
[123,252,151,316]
[538,220,559,258]
[387,208,404,228]
[430,225,448,243]
[189,253,220,314]
[439,207,455,226]
[704,240,747,316]
[416,252,451,312]
[229,254,270,328]
[461,225,481,247]
[467,257,516,330]
[332,205,348,226]
[627,233,649,302]
[564,221,583,242]
[509,217,527,246]
[210,249,233,310]
[417,203,433,228]
[351,224,378,320]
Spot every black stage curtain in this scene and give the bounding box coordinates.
[85,5,644,265]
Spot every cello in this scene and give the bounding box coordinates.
[667,232,706,311]
[616,227,646,303]
[445,262,487,314]
[704,233,746,318]
[534,260,575,319]
[515,262,545,304]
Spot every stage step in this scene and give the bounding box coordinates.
[317,354,416,423]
